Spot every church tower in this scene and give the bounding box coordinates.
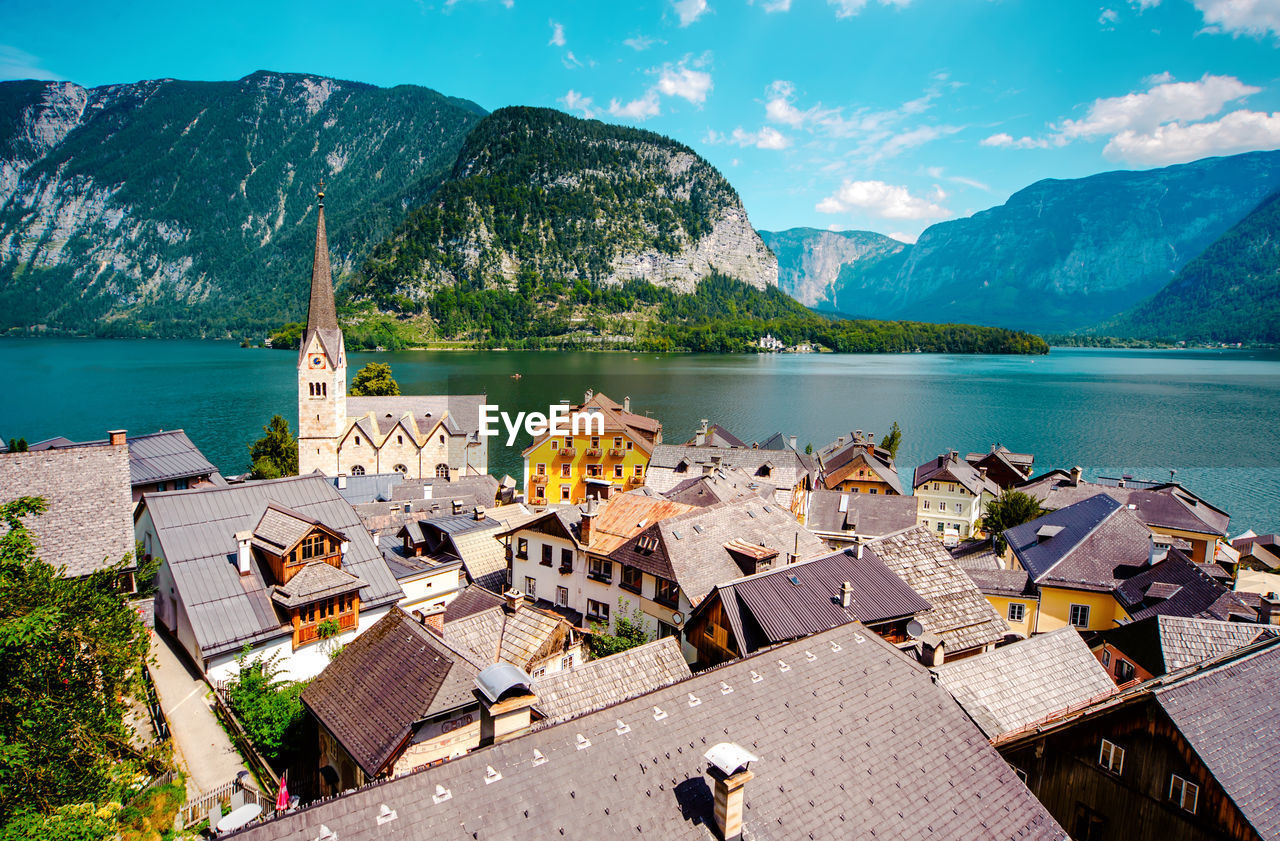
[297,188,347,476]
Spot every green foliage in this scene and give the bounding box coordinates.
[804,443,813,455]
[349,362,400,396]
[0,497,153,823]
[4,439,26,453]
[269,322,304,350]
[225,650,308,765]
[0,802,120,841]
[588,600,652,659]
[115,777,185,841]
[133,541,162,598]
[879,422,903,460]
[248,415,298,480]
[981,490,1046,554]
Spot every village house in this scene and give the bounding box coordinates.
[30,428,222,502]
[440,586,584,678]
[1232,531,1280,570]
[998,636,1280,841]
[965,443,1035,490]
[0,430,136,588]
[932,627,1117,740]
[682,421,747,448]
[804,488,919,546]
[521,391,661,505]
[1092,614,1276,685]
[529,636,691,725]
[1020,467,1229,564]
[236,622,1066,841]
[295,190,487,481]
[913,449,999,542]
[136,474,403,682]
[815,429,903,496]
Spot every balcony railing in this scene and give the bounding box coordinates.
[586,447,602,457]
[608,447,626,458]
[559,447,577,458]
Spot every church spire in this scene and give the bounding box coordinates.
[306,185,339,332]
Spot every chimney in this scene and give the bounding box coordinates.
[423,609,445,637]
[504,588,523,613]
[234,530,253,576]
[840,581,853,609]
[475,664,536,747]
[837,436,846,446]
[337,475,347,490]
[856,539,864,560]
[580,500,596,545]
[452,499,463,515]
[584,388,594,403]
[1117,478,1126,488]
[788,435,797,450]
[340,540,350,562]
[920,633,946,667]
[1070,466,1083,486]
[474,505,486,521]
[108,429,127,447]
[623,396,631,413]
[705,743,757,841]
[696,419,709,447]
[854,429,863,441]
[948,449,958,462]
[1260,592,1280,625]
[978,467,988,480]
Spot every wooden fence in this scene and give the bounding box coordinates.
[179,778,273,828]
[209,688,281,794]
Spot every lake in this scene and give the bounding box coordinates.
[2,338,1278,534]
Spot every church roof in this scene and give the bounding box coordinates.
[300,192,344,368]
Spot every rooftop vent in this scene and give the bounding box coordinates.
[1036,525,1065,540]
[705,743,758,841]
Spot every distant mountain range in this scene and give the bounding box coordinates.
[761,150,1280,335]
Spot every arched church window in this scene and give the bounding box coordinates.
[439,435,445,444]
[435,464,450,479]
[394,464,408,474]
[355,436,361,446]
[321,382,327,396]
[398,435,403,445]
[350,465,365,476]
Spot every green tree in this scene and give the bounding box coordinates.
[804,442,813,455]
[248,415,298,480]
[0,497,153,822]
[879,421,903,460]
[587,599,652,659]
[981,489,1045,554]
[349,362,401,396]
[225,649,308,765]
[5,438,27,453]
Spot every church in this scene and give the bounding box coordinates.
[296,190,487,480]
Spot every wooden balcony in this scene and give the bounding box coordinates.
[608,448,626,458]
[558,447,577,458]
[586,447,602,458]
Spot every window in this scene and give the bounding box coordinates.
[1072,805,1107,841]
[654,577,679,607]
[350,465,365,476]
[933,483,940,491]
[1169,775,1199,813]
[1012,766,1028,784]
[550,440,559,450]
[588,557,612,583]
[657,621,679,640]
[524,577,536,598]
[560,653,575,670]
[587,599,610,623]
[397,435,403,445]
[938,501,947,512]
[923,499,931,510]
[1069,603,1091,628]
[355,436,361,446]
[634,464,643,477]
[937,522,946,533]
[435,464,450,479]
[1116,659,1135,682]
[516,538,528,559]
[534,485,546,500]
[393,464,408,474]
[591,436,599,447]
[561,463,571,478]
[541,543,553,567]
[621,565,643,594]
[560,548,573,571]
[555,586,569,607]
[1101,648,1111,666]
[955,503,963,515]
[614,464,624,478]
[613,437,623,448]
[625,441,633,450]
[563,437,572,448]
[300,534,326,561]
[174,478,189,490]
[1098,739,1124,774]
[157,481,167,492]
[560,484,571,501]
[869,488,877,494]
[536,463,546,476]
[587,464,603,478]
[1007,602,1025,623]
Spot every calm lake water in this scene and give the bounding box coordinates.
[3,338,1278,534]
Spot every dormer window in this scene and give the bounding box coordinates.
[301,534,326,561]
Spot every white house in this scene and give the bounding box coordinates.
[912,450,999,542]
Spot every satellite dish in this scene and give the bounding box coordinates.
[906,619,925,639]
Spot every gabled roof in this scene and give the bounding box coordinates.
[964,567,1036,599]
[329,472,405,504]
[123,430,218,485]
[345,394,488,441]
[271,562,364,609]
[0,441,134,577]
[142,475,402,659]
[868,525,1009,653]
[531,637,691,725]
[754,431,797,451]
[645,444,815,509]
[237,622,1065,841]
[683,424,747,448]
[1115,551,1257,622]
[660,467,771,508]
[1019,471,1229,537]
[805,489,918,538]
[586,492,697,555]
[935,628,1117,738]
[913,451,999,497]
[695,545,932,655]
[301,608,479,777]
[521,392,661,457]
[1006,494,1152,591]
[442,585,506,622]
[251,502,345,556]
[442,600,571,672]
[1097,615,1276,677]
[816,432,903,493]
[964,446,1033,489]
[966,445,1034,469]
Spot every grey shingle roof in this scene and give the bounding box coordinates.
[869,525,1009,653]
[805,489,918,537]
[329,472,405,504]
[660,467,771,508]
[682,424,747,448]
[913,452,998,497]
[235,622,1065,841]
[532,637,691,725]
[964,568,1036,598]
[1006,494,1154,591]
[301,607,480,777]
[816,433,903,494]
[1115,551,1257,622]
[347,394,487,438]
[1020,472,1229,537]
[271,561,364,609]
[1155,642,1280,841]
[443,600,571,672]
[934,628,1117,738]
[0,442,134,577]
[143,475,402,659]
[646,444,814,509]
[251,502,339,555]
[1097,615,1276,677]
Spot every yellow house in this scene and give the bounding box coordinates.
[522,391,662,505]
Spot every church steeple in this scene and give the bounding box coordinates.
[297,185,347,478]
[306,186,339,332]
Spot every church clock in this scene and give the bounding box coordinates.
[308,354,325,370]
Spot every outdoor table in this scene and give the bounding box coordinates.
[215,803,262,835]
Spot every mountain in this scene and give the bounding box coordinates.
[0,72,485,335]
[352,106,777,309]
[768,151,1280,333]
[757,227,904,310]
[1105,190,1280,343]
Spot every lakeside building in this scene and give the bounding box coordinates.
[295,190,486,481]
[521,390,660,505]
[913,449,1000,540]
[815,429,903,496]
[965,443,1036,489]
[29,428,222,502]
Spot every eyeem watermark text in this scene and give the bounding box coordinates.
[480,405,605,446]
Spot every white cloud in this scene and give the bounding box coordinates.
[816,180,951,220]
[1056,73,1259,140]
[0,45,62,80]
[1099,8,1119,26]
[763,0,792,10]
[1104,109,1280,163]
[673,0,710,26]
[609,91,661,120]
[888,231,919,243]
[711,125,792,149]
[656,61,713,104]
[549,21,566,46]
[1129,0,1160,8]
[827,0,913,18]
[560,90,597,119]
[1193,0,1280,37]
[980,131,1049,148]
[562,51,584,69]
[623,35,661,50]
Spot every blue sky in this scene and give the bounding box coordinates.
[3,0,1278,239]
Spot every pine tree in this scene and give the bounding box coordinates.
[248,415,298,479]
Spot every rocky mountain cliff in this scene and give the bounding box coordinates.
[353,106,777,306]
[0,72,485,334]
[768,150,1280,332]
[758,227,904,309]
[1106,189,1280,343]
